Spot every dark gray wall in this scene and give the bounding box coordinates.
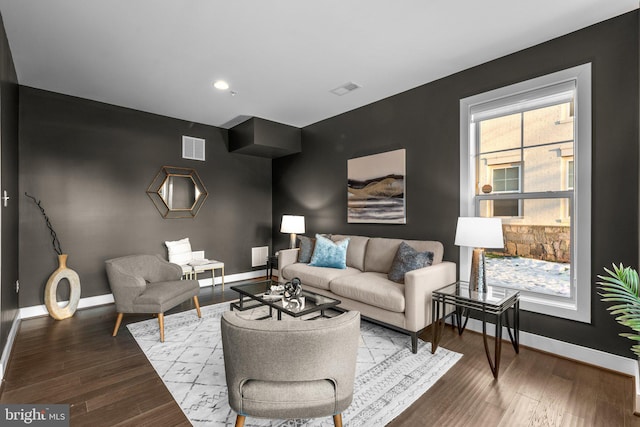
[273,11,639,358]
[0,11,19,350]
[19,88,272,307]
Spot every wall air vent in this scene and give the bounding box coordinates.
[330,82,361,96]
[182,136,205,161]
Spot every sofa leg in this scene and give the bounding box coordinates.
[411,333,418,354]
[158,313,165,342]
[194,296,202,318]
[333,414,342,427]
[235,415,245,427]
[112,313,124,337]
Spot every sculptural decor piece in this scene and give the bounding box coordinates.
[26,193,81,320]
[283,277,304,308]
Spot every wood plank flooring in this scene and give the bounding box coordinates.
[1,281,639,426]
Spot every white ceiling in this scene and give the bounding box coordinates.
[0,1,637,129]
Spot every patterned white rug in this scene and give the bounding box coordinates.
[127,302,461,426]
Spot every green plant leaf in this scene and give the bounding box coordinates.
[598,263,640,357]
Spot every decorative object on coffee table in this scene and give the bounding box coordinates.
[454,217,504,293]
[26,193,81,320]
[280,214,305,249]
[284,277,303,307]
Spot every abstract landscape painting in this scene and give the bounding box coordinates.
[348,149,406,223]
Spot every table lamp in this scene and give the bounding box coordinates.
[280,215,305,249]
[454,217,504,293]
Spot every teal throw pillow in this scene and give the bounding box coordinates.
[309,234,350,269]
[388,241,434,284]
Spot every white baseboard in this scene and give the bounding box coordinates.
[197,270,266,287]
[19,294,115,319]
[0,313,21,381]
[19,270,267,319]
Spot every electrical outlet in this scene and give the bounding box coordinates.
[15,280,19,293]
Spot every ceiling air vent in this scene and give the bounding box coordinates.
[330,82,361,96]
[182,136,205,161]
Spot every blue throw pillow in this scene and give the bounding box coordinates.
[309,234,350,269]
[388,241,434,284]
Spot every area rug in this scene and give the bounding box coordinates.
[127,302,461,426]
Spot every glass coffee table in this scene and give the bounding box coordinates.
[230,280,341,320]
[432,281,520,379]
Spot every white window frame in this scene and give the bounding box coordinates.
[459,63,592,322]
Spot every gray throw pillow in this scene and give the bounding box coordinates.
[297,235,315,263]
[388,241,434,284]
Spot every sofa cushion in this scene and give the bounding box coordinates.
[297,235,315,263]
[329,272,405,313]
[388,242,434,284]
[364,238,444,273]
[309,234,349,269]
[331,235,369,271]
[281,263,361,291]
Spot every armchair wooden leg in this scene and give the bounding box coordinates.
[112,313,124,337]
[158,313,165,342]
[194,296,202,318]
[333,414,342,427]
[235,415,245,427]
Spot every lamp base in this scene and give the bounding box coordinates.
[289,233,297,249]
[469,248,487,293]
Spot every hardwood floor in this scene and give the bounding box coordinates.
[1,282,639,426]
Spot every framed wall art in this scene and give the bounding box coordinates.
[347,149,406,224]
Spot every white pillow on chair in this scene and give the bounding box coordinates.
[165,238,193,265]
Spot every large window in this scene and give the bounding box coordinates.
[460,64,591,322]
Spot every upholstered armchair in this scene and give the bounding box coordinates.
[221,311,360,427]
[105,254,201,342]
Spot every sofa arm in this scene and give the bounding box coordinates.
[404,261,456,332]
[277,248,300,271]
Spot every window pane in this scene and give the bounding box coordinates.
[522,142,572,192]
[493,199,519,216]
[492,166,520,193]
[482,197,571,297]
[523,103,574,147]
[567,160,574,189]
[477,149,520,195]
[478,113,521,153]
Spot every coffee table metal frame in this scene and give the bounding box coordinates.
[230,280,341,320]
[431,281,520,379]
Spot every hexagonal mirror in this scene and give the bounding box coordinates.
[146,166,208,218]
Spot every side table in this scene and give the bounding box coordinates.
[191,260,225,292]
[432,281,519,379]
[266,255,278,280]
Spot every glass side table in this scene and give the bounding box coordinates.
[432,281,520,379]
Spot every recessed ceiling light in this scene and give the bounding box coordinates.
[213,80,229,90]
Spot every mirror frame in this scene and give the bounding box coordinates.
[146,166,208,218]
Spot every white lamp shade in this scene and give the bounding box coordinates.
[454,217,504,249]
[280,215,305,234]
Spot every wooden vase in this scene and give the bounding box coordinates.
[44,254,81,320]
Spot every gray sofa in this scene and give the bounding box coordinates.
[278,235,456,353]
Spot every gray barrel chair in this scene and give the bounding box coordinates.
[221,310,360,427]
[105,254,201,342]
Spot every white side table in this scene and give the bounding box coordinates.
[179,264,194,279]
[191,260,225,292]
